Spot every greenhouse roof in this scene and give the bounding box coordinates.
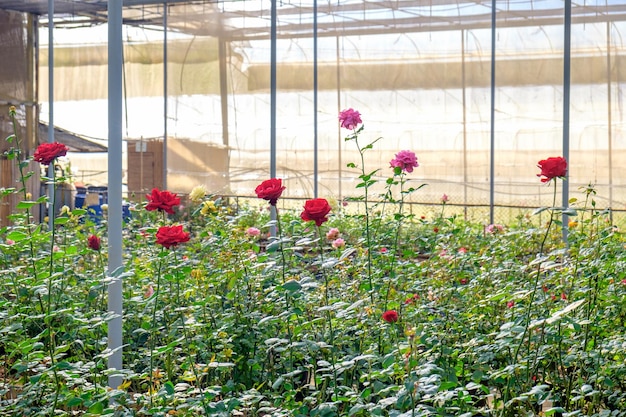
[1,0,626,40]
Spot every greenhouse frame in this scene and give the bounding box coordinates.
[2,0,626,223]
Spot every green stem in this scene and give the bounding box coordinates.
[173,251,210,413]
[8,109,38,282]
[354,137,374,303]
[316,225,338,399]
[149,248,165,404]
[502,180,558,415]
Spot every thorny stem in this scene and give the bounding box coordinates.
[354,135,374,304]
[149,247,165,405]
[316,225,338,400]
[8,108,38,280]
[502,179,558,416]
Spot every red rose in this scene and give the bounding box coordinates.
[156,225,190,249]
[339,108,362,130]
[301,198,331,227]
[87,234,101,251]
[537,156,567,183]
[145,188,180,214]
[382,310,399,323]
[255,178,285,206]
[33,142,69,166]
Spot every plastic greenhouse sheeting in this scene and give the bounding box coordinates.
[10,0,626,221]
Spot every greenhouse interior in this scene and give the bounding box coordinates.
[1,0,625,225]
[3,1,626,416]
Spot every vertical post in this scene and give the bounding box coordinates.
[47,0,54,226]
[218,39,230,185]
[163,1,168,190]
[606,22,613,217]
[489,0,496,225]
[270,0,277,236]
[562,0,571,244]
[336,36,342,207]
[313,0,318,198]
[461,30,468,221]
[107,0,124,389]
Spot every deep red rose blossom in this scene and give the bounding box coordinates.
[300,198,332,227]
[156,225,190,249]
[87,234,101,251]
[339,108,362,130]
[33,142,69,166]
[255,178,285,206]
[537,157,567,183]
[382,310,399,323]
[145,188,180,215]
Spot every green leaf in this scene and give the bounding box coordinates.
[16,201,38,210]
[87,401,104,413]
[282,280,302,292]
[266,240,280,253]
[164,380,175,395]
[272,376,284,390]
[6,231,28,242]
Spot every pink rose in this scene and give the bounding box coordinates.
[332,238,345,249]
[339,108,362,130]
[144,285,154,298]
[390,150,419,174]
[326,227,340,240]
[246,227,261,237]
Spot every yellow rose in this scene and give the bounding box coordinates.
[189,185,208,203]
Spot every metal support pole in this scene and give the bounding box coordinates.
[270,0,277,236]
[562,0,571,244]
[47,0,54,226]
[163,1,168,190]
[489,0,496,224]
[107,0,124,389]
[606,22,613,217]
[461,30,468,221]
[313,0,318,198]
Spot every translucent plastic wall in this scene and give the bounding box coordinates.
[37,4,626,223]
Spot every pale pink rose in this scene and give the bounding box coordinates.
[326,227,340,240]
[485,224,504,234]
[441,193,449,203]
[332,238,345,249]
[5,239,15,246]
[458,247,468,254]
[144,285,154,298]
[53,245,60,252]
[246,227,261,237]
